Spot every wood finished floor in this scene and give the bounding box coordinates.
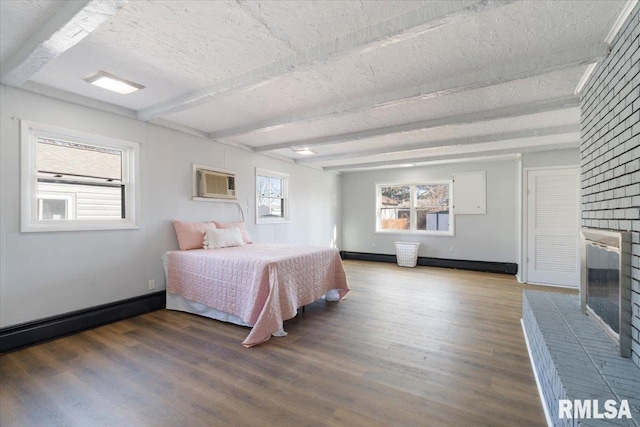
[0,260,577,427]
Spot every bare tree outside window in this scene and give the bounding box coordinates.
[416,184,449,231]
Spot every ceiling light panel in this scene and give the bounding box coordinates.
[291,147,316,155]
[85,71,144,95]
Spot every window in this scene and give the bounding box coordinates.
[21,121,140,232]
[256,168,289,223]
[376,181,453,235]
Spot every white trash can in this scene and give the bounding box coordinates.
[395,242,420,267]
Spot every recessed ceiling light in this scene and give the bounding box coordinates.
[291,147,316,155]
[84,71,144,95]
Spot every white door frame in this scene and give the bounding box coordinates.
[520,165,580,286]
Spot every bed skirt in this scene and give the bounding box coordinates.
[165,292,341,338]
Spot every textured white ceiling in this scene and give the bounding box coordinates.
[0,0,633,171]
[0,0,59,64]
[217,66,586,147]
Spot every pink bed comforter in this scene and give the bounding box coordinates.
[165,244,349,347]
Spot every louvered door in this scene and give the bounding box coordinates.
[526,168,580,287]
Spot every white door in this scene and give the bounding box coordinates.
[526,167,580,287]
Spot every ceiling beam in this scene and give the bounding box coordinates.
[296,124,580,164]
[209,43,606,141]
[136,0,516,122]
[0,0,128,87]
[253,95,580,152]
[19,81,136,118]
[323,141,580,172]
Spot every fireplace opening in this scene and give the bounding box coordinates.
[586,243,620,334]
[581,228,632,358]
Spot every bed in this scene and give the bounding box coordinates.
[162,243,349,347]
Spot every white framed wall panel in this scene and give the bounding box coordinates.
[453,171,486,214]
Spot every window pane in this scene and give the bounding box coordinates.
[380,185,410,230]
[416,184,450,231]
[39,199,67,220]
[269,198,283,217]
[37,138,122,181]
[380,208,410,229]
[417,210,450,231]
[38,180,123,219]
[258,176,282,198]
[258,197,284,218]
[415,184,449,210]
[381,185,410,205]
[269,177,282,198]
[257,176,267,193]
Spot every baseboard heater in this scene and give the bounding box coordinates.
[340,251,517,275]
[0,291,165,353]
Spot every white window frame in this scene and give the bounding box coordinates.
[20,120,140,232]
[375,180,454,236]
[255,168,289,224]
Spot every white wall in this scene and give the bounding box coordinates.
[0,85,341,328]
[341,158,519,263]
[341,149,581,267]
[522,148,580,169]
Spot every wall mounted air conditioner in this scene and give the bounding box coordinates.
[197,169,236,200]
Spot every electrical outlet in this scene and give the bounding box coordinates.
[372,242,376,247]
[148,279,155,290]
[449,245,454,252]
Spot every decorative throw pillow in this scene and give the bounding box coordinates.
[213,221,252,244]
[204,228,245,249]
[173,220,217,250]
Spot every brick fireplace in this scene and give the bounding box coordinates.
[580,3,639,369]
[520,6,640,426]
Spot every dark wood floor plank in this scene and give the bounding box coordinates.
[0,356,72,427]
[1,260,576,426]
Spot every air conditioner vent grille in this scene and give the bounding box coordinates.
[198,169,236,199]
[204,173,227,195]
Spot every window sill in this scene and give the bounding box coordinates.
[21,220,140,233]
[256,218,290,225]
[375,230,454,237]
[192,196,238,203]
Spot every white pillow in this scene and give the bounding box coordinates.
[203,228,245,249]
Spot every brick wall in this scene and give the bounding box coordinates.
[580,4,640,368]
